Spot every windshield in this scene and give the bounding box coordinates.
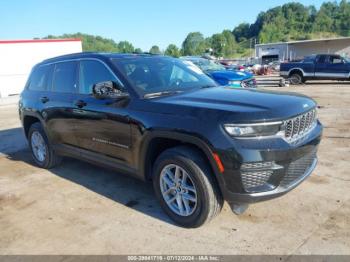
[112,56,217,97]
[189,59,226,71]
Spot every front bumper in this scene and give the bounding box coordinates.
[215,121,322,204]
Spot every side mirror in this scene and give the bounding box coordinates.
[92,81,129,100]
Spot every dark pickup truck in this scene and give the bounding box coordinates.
[280,54,350,84]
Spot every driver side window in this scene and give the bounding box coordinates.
[329,56,343,64]
[79,60,119,94]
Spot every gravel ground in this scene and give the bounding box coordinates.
[0,81,349,255]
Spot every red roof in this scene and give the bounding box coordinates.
[0,39,81,44]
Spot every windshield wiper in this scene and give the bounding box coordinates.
[143,90,183,99]
[200,84,217,89]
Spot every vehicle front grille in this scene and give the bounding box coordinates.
[241,78,257,88]
[280,149,317,188]
[284,109,317,141]
[241,170,273,191]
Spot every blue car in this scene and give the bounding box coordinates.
[181,56,257,88]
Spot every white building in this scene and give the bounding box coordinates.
[255,37,350,64]
[0,39,82,97]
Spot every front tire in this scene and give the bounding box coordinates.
[28,122,62,169]
[152,146,223,228]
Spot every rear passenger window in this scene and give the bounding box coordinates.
[79,60,119,94]
[28,65,52,91]
[317,56,327,64]
[53,62,78,93]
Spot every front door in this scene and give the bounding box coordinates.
[314,55,329,79]
[71,59,132,164]
[326,55,349,79]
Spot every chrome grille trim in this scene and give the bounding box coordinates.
[241,78,256,88]
[283,109,317,142]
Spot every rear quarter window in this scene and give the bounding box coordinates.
[28,65,53,91]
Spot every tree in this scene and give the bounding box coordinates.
[117,41,134,53]
[134,48,143,53]
[182,32,207,56]
[165,44,181,57]
[222,30,237,57]
[43,33,120,52]
[149,45,161,54]
[233,23,250,42]
[210,33,226,57]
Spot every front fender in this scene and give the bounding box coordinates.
[138,130,227,191]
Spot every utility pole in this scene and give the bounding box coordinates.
[254,38,257,58]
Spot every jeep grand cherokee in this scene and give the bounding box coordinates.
[19,53,323,228]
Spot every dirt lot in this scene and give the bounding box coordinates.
[0,81,349,255]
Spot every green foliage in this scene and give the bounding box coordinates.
[44,33,120,52]
[165,44,181,57]
[210,33,226,57]
[232,1,350,45]
[43,33,139,53]
[134,48,143,53]
[149,45,162,54]
[182,32,208,56]
[221,30,238,57]
[232,23,250,42]
[117,41,134,53]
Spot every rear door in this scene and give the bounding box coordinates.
[71,59,132,163]
[43,61,79,146]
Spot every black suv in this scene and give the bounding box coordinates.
[19,53,323,227]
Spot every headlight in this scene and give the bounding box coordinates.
[224,122,283,137]
[228,80,242,87]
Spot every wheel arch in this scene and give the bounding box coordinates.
[288,68,305,78]
[23,114,42,138]
[139,131,225,189]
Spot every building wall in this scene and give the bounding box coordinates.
[289,39,350,59]
[256,38,350,63]
[256,43,288,62]
[0,40,82,98]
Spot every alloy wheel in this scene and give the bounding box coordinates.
[31,131,47,162]
[159,164,198,216]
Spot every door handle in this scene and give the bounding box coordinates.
[75,100,87,108]
[40,96,49,103]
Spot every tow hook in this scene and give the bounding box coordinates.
[229,203,249,215]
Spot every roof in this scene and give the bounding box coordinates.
[0,38,81,44]
[40,52,164,65]
[255,36,350,47]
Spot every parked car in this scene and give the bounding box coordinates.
[20,53,323,227]
[181,56,256,88]
[280,54,350,84]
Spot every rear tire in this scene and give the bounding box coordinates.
[152,146,223,228]
[28,122,62,169]
[289,73,303,85]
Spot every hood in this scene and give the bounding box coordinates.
[207,70,253,81]
[149,87,316,123]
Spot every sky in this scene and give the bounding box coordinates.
[0,0,326,51]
